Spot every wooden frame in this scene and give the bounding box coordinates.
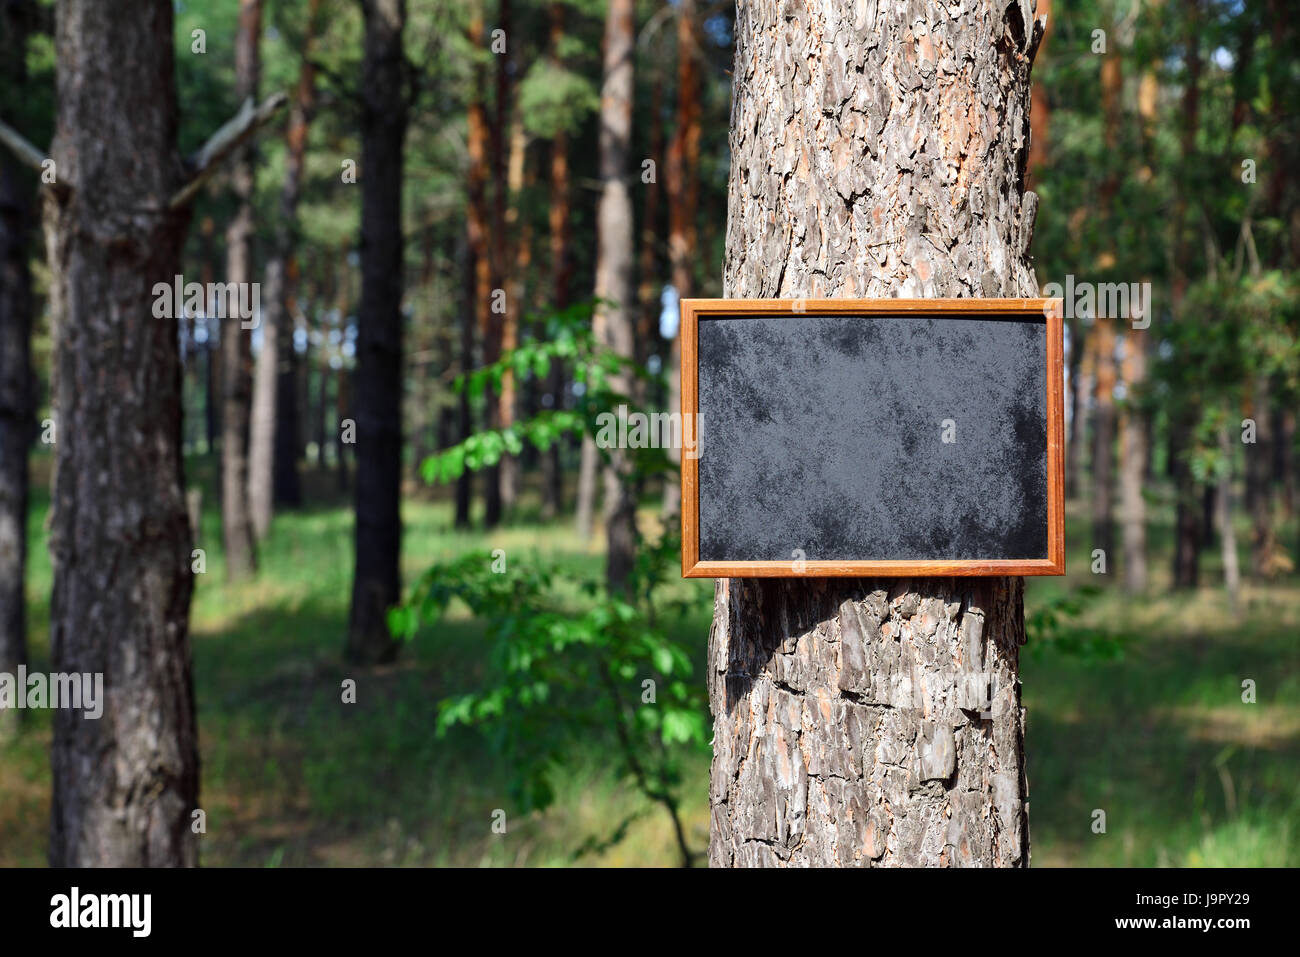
[679,298,1066,578]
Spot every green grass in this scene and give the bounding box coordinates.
[2,457,1297,866]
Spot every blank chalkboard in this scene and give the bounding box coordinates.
[679,299,1065,578]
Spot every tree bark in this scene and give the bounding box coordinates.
[0,0,37,742]
[221,0,263,581]
[594,0,638,593]
[249,0,319,538]
[346,0,407,665]
[44,0,198,866]
[709,0,1042,867]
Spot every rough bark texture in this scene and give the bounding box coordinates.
[0,0,36,742]
[709,0,1042,867]
[346,0,406,665]
[594,0,638,593]
[221,0,262,581]
[44,0,199,866]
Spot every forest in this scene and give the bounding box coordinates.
[0,0,1297,868]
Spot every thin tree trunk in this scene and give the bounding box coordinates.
[1171,0,1202,588]
[1091,315,1116,562]
[500,110,529,513]
[44,0,198,866]
[1065,315,1086,499]
[541,113,571,520]
[594,0,638,593]
[0,0,36,742]
[455,225,474,528]
[221,0,262,581]
[1246,375,1276,577]
[200,217,220,453]
[709,0,1042,867]
[466,7,500,528]
[249,0,319,537]
[1217,427,1240,608]
[1119,325,1147,593]
[346,0,407,665]
[575,435,598,538]
[663,0,700,520]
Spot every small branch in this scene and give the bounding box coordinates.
[0,118,48,174]
[170,92,288,209]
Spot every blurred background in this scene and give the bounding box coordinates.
[0,0,1297,867]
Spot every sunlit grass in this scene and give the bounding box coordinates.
[2,457,1297,866]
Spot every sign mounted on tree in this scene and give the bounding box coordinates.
[679,298,1065,578]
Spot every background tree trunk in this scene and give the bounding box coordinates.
[1245,375,1276,577]
[44,0,198,866]
[346,0,406,665]
[466,7,501,529]
[594,0,637,593]
[1119,325,1147,593]
[496,0,520,517]
[1217,427,1240,607]
[1091,315,1116,562]
[663,0,700,521]
[540,19,572,522]
[249,0,319,538]
[221,0,263,581]
[0,0,37,742]
[1170,0,1202,590]
[708,0,1042,867]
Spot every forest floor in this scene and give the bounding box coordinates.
[2,455,1297,867]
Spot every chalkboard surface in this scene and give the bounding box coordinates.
[679,299,1065,577]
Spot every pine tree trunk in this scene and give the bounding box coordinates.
[1119,326,1147,593]
[541,74,571,521]
[1090,315,1116,563]
[455,226,474,528]
[346,0,407,665]
[221,0,262,581]
[1065,316,1086,499]
[44,0,198,866]
[1217,428,1240,608]
[0,0,36,743]
[466,8,500,529]
[663,0,701,521]
[1246,376,1276,578]
[594,0,637,593]
[708,0,1042,867]
[249,0,318,536]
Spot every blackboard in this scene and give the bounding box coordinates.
[679,299,1065,577]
